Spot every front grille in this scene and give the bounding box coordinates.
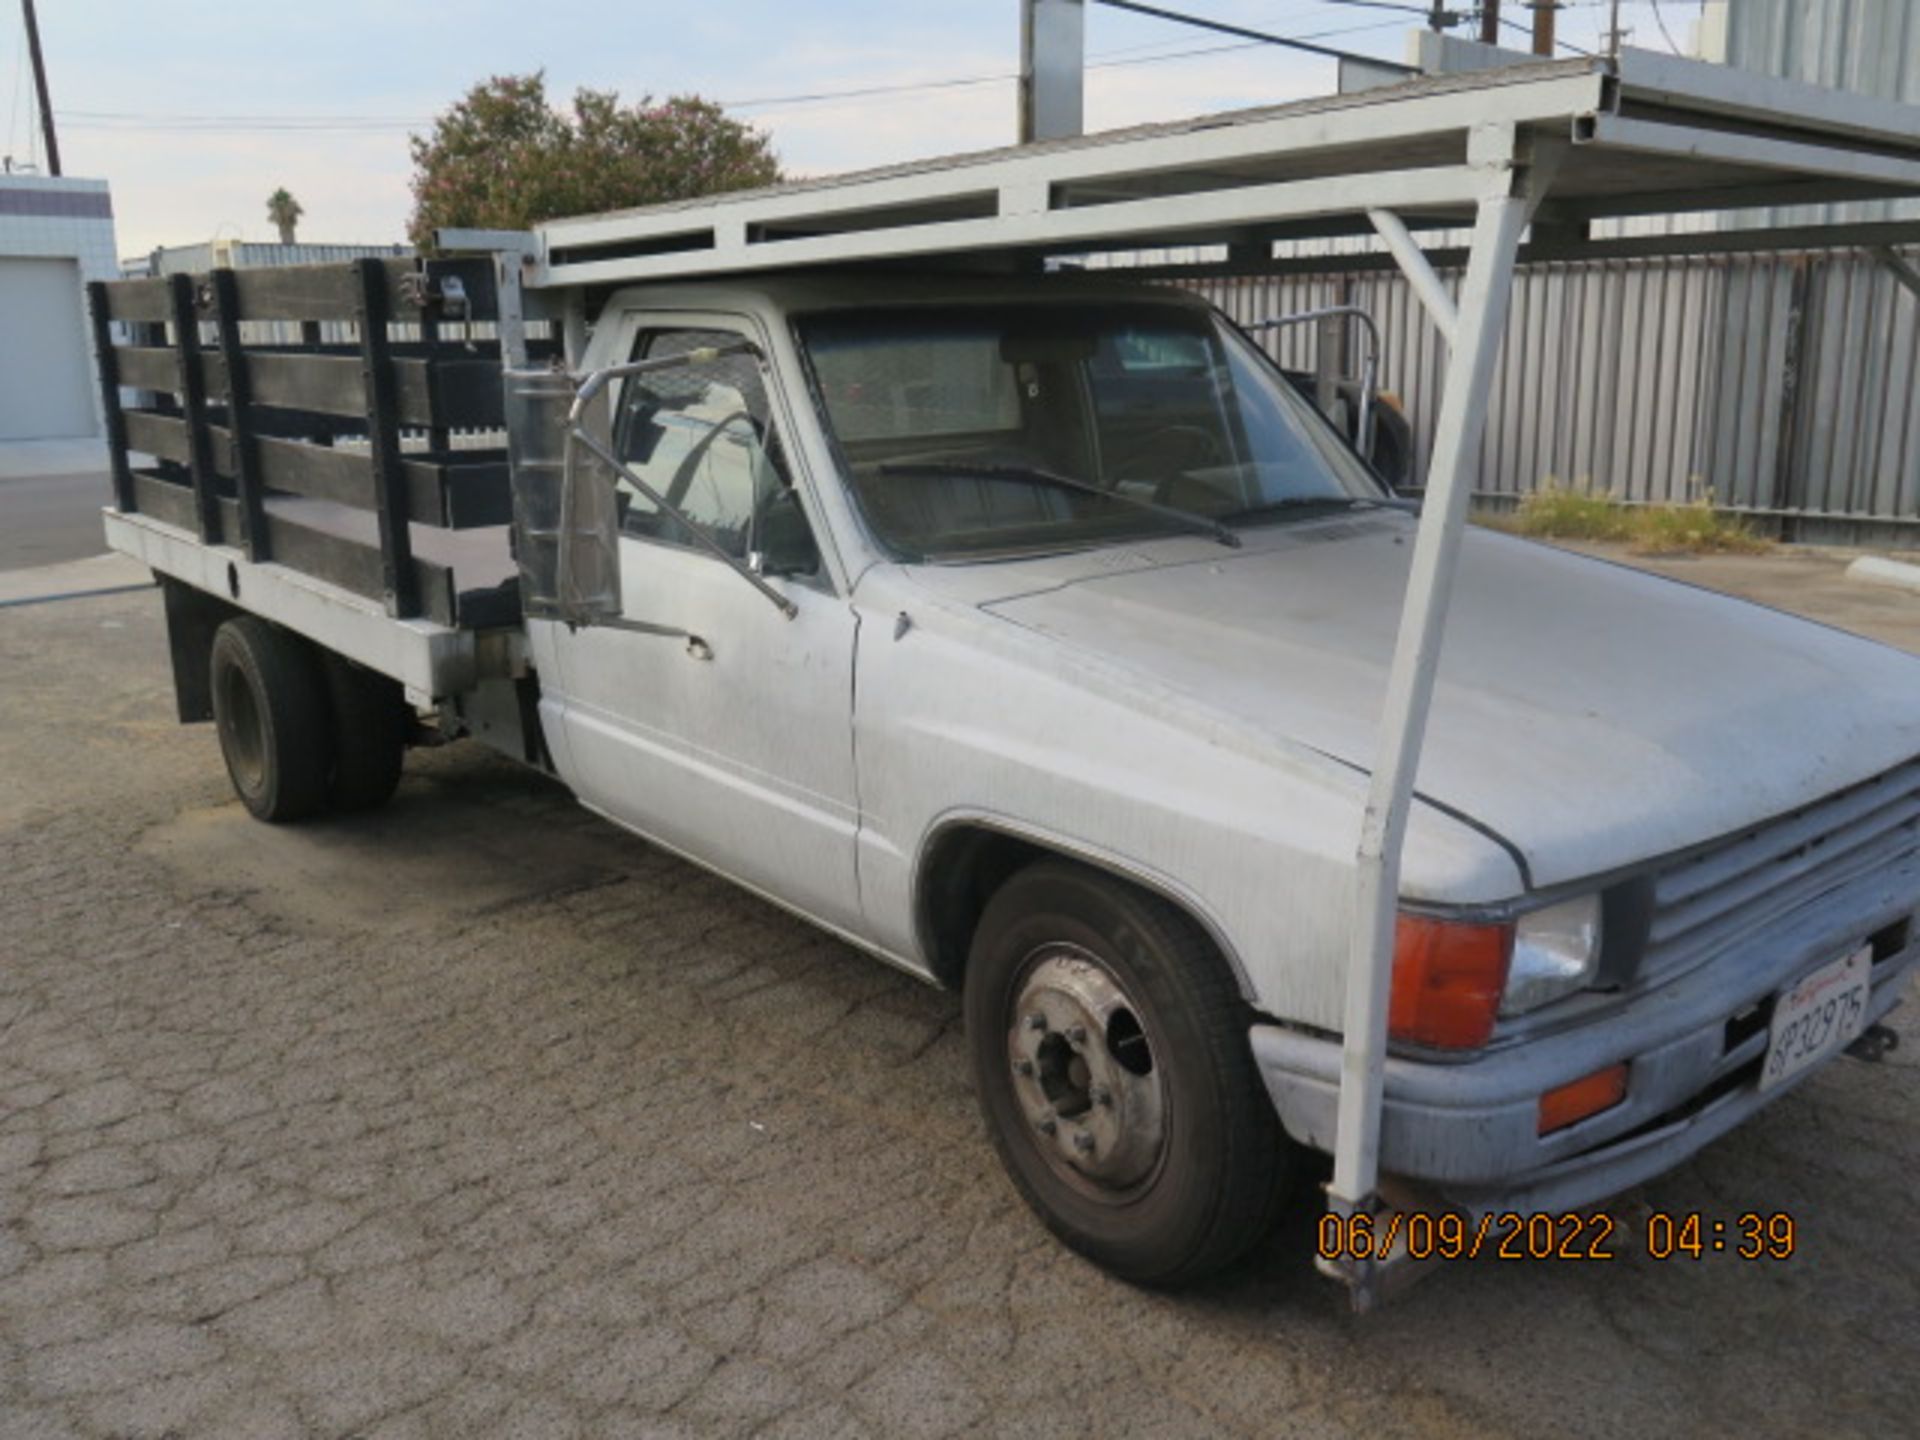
[1640,758,1920,986]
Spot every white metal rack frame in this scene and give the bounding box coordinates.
[490,49,1920,1306]
[531,52,1920,292]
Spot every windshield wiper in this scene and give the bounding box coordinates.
[1218,495,1376,525]
[877,461,1241,549]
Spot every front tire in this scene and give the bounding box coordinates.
[209,617,330,823]
[963,861,1291,1286]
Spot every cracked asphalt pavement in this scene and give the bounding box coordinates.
[3,577,1919,1439]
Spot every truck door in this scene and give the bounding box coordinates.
[543,318,863,933]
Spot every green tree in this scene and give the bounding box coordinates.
[407,73,781,250]
[266,187,304,245]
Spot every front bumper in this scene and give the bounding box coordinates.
[1251,853,1920,1216]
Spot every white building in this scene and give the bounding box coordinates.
[0,175,118,441]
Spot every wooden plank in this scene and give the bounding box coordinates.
[167,274,222,544]
[237,436,510,530]
[123,410,193,465]
[211,269,270,561]
[247,433,372,510]
[354,257,418,617]
[229,263,365,322]
[244,351,366,417]
[212,257,504,324]
[131,470,202,532]
[86,283,136,512]
[114,345,183,395]
[100,276,173,323]
[239,352,504,429]
[212,498,460,626]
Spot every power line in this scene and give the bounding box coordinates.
[1089,0,1416,72]
[1297,0,1441,16]
[56,16,1410,131]
[1494,11,1599,57]
[1649,0,1685,55]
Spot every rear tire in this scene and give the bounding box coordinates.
[320,652,408,812]
[963,860,1291,1286]
[209,617,330,823]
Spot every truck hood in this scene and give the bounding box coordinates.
[947,515,1920,890]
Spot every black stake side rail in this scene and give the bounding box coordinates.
[88,256,538,627]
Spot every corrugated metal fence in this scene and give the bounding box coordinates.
[1192,243,1920,543]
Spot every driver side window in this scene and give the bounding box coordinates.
[613,328,792,562]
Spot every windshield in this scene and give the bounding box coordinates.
[797,301,1386,560]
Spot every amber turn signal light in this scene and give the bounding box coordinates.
[1389,914,1514,1050]
[1538,1063,1630,1135]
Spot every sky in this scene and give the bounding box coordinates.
[2,1,1705,260]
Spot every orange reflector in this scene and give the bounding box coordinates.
[1389,915,1514,1050]
[1538,1063,1630,1135]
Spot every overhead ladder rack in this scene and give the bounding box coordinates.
[529,52,1920,291]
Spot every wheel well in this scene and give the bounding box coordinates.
[915,824,1247,998]
[918,827,1043,990]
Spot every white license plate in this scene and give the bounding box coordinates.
[1760,946,1873,1092]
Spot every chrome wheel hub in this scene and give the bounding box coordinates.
[1007,946,1166,1190]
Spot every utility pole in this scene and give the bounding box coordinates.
[1602,0,1629,57]
[21,0,62,176]
[1426,1,1449,33]
[1020,0,1085,143]
[1479,1,1501,46]
[1528,0,1556,57]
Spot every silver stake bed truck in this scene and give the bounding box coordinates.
[91,52,1920,1303]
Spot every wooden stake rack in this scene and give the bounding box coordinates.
[89,256,542,629]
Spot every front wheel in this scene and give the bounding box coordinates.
[963,861,1291,1286]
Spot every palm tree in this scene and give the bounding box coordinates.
[266,188,304,246]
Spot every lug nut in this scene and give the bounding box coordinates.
[1026,1013,1048,1032]
[1036,1114,1058,1136]
[1067,1024,1088,1046]
[1014,1058,1035,1077]
[1073,1130,1096,1154]
[1090,1084,1112,1107]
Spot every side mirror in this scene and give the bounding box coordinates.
[750,487,820,579]
[505,367,624,625]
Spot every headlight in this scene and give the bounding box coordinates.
[1503,893,1603,1014]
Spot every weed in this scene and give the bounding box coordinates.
[1482,484,1771,555]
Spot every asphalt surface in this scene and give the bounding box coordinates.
[0,471,116,573]
[2,568,1919,1438]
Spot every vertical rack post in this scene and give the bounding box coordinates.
[1325,131,1532,1310]
[353,257,418,618]
[166,273,221,544]
[85,281,134,513]
[209,268,269,562]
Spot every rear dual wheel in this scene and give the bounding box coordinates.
[964,861,1293,1286]
[209,617,407,822]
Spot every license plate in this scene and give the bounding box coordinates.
[1760,946,1873,1092]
